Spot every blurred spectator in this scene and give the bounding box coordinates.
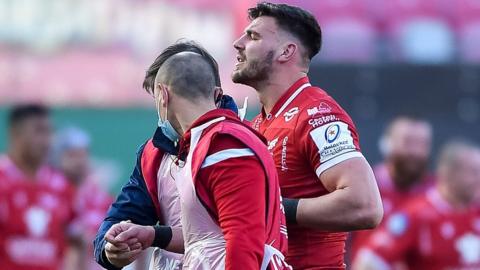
[352,138,480,270]
[349,115,434,262]
[51,126,113,270]
[0,104,77,270]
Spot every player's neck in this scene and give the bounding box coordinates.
[257,71,307,114]
[8,150,41,179]
[176,100,217,135]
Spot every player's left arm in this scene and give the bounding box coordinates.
[284,105,383,231]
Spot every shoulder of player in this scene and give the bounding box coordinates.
[40,167,76,195]
[207,133,250,155]
[291,96,347,131]
[294,85,343,113]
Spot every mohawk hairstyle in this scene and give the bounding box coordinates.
[142,40,221,95]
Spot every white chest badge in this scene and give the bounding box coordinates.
[25,206,51,237]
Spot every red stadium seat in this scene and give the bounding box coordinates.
[275,0,380,63]
[449,0,480,62]
[451,0,480,25]
[458,20,480,62]
[319,17,378,63]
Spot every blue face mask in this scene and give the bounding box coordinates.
[155,96,180,143]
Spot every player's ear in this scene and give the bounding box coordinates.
[277,42,297,63]
[157,83,169,108]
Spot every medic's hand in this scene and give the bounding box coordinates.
[104,221,154,267]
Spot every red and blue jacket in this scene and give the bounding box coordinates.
[93,96,237,270]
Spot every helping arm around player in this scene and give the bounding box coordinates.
[93,142,183,269]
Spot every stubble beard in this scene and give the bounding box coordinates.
[232,50,274,89]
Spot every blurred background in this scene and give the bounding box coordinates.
[1,0,480,269]
[1,0,480,187]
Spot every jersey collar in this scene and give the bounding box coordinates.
[0,154,50,182]
[262,76,311,119]
[178,109,240,160]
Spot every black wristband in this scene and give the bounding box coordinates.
[152,225,173,249]
[282,198,299,224]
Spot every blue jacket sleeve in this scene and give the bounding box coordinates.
[93,143,160,270]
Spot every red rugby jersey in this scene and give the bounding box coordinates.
[0,155,74,270]
[359,188,480,270]
[252,77,363,269]
[350,163,434,262]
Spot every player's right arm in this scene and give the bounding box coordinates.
[352,209,418,270]
[93,143,160,270]
[285,100,383,231]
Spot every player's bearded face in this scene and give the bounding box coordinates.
[232,49,274,85]
[389,153,428,189]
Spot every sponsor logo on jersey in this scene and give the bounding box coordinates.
[310,121,357,163]
[268,137,279,151]
[252,117,262,131]
[6,237,56,264]
[281,137,288,171]
[308,115,337,128]
[307,102,332,116]
[283,107,299,122]
[325,124,341,143]
[456,233,480,264]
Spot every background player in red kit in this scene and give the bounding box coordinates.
[51,126,113,270]
[232,2,383,269]
[353,139,480,270]
[350,116,434,261]
[0,104,78,270]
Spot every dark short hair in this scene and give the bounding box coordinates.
[157,52,217,100]
[248,2,322,60]
[143,40,221,95]
[8,104,50,129]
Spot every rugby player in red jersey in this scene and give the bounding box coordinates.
[0,105,78,270]
[353,139,480,270]
[232,2,383,269]
[350,116,434,262]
